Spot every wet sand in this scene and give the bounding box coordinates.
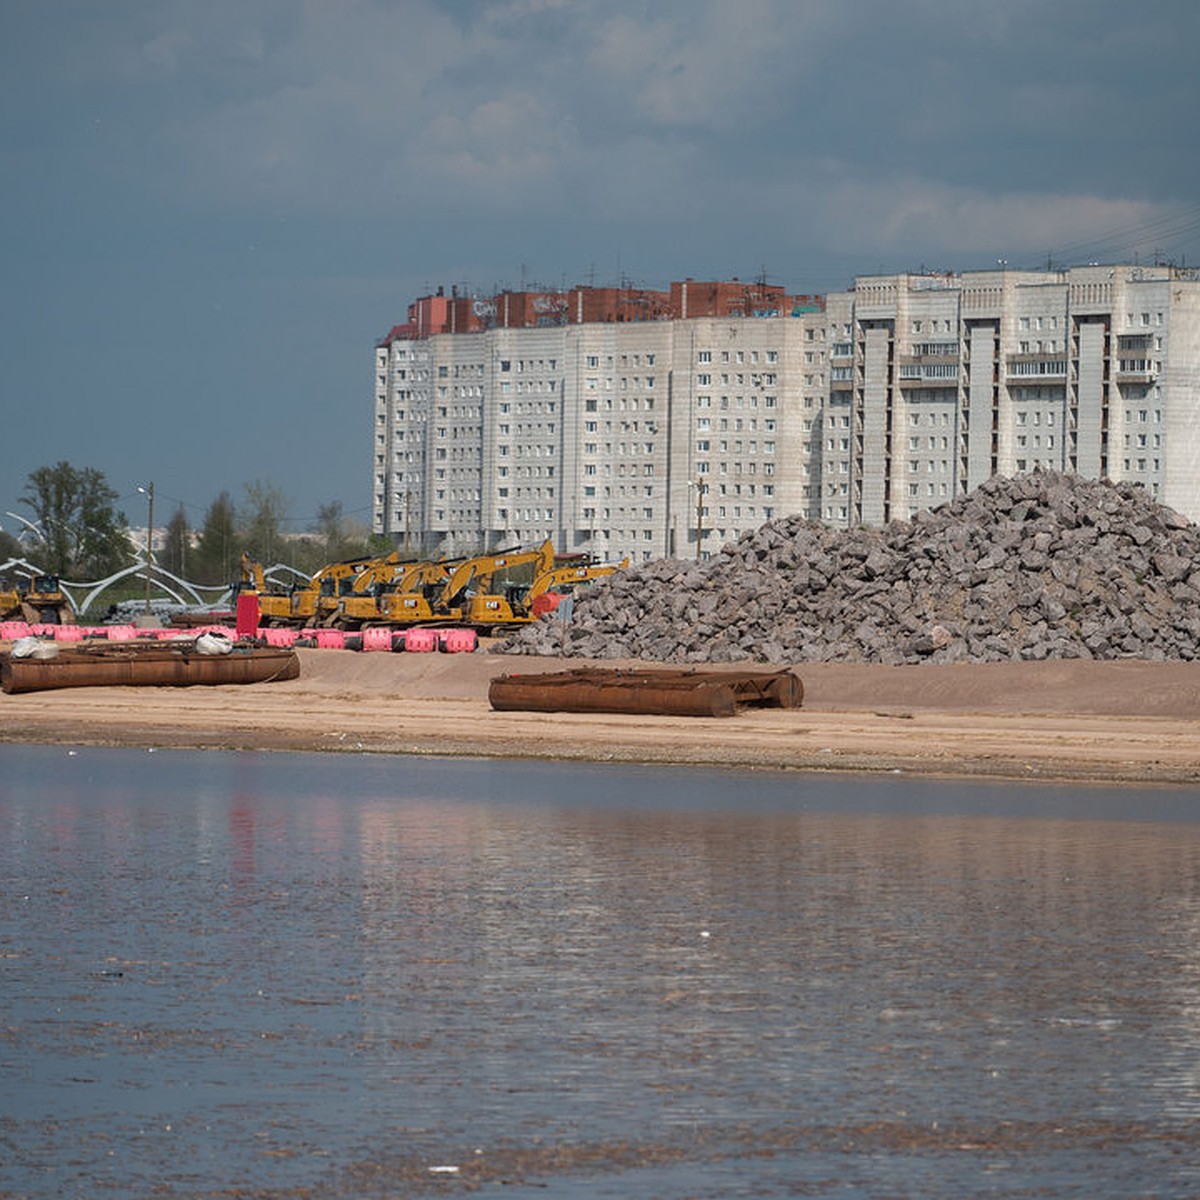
[3,647,1200,785]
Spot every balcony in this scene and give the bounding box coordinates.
[1114,358,1156,382]
[1005,356,1067,380]
[898,360,959,385]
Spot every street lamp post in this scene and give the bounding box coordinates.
[138,483,155,615]
[691,479,707,561]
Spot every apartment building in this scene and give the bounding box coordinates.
[819,263,1200,526]
[373,265,1200,560]
[374,282,825,562]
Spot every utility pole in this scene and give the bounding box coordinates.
[693,479,706,561]
[139,482,155,615]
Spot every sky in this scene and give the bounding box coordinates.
[3,0,1199,546]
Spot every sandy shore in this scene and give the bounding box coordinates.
[3,646,1200,786]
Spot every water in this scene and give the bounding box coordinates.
[2,744,1200,1198]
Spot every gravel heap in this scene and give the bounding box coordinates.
[501,471,1200,664]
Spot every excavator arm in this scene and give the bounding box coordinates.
[438,539,554,613]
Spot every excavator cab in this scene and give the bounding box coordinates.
[376,559,458,626]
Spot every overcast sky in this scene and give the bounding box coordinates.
[3,0,1198,546]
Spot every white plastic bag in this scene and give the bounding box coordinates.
[10,636,59,660]
[195,632,234,656]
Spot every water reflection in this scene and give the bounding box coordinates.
[2,745,1199,1198]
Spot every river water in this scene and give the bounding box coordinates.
[2,744,1199,1199]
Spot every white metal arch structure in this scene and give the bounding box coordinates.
[73,565,234,615]
[2,558,232,616]
[261,562,310,588]
[2,556,323,619]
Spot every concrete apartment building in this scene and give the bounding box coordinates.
[822,263,1200,527]
[373,265,1200,562]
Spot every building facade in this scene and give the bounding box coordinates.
[373,265,1200,561]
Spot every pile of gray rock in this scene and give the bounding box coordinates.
[501,471,1200,664]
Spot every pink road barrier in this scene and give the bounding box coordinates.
[360,627,392,652]
[403,627,438,653]
[440,628,477,653]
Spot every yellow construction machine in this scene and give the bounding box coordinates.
[378,541,554,629]
[443,539,556,628]
[0,573,75,625]
[372,558,457,626]
[316,550,411,628]
[236,553,296,626]
[284,554,379,627]
[523,557,629,616]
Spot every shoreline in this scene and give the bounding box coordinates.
[2,649,1200,786]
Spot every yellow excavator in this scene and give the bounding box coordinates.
[236,553,297,626]
[440,539,556,628]
[522,557,629,617]
[326,550,445,629]
[379,540,555,629]
[364,558,458,628]
[460,554,629,628]
[272,553,379,627]
[0,573,75,625]
[315,549,415,628]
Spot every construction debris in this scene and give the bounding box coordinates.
[499,471,1200,664]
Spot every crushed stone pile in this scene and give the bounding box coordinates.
[500,471,1200,664]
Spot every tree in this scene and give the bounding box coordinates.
[160,505,191,579]
[240,479,289,565]
[0,527,23,565]
[19,461,134,578]
[191,492,237,586]
[311,500,373,563]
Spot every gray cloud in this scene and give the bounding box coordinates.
[1,0,1197,525]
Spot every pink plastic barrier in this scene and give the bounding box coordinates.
[52,625,85,642]
[403,627,438,653]
[440,628,477,653]
[360,627,392,652]
[262,626,298,647]
[105,625,137,641]
[0,620,30,640]
[315,628,345,650]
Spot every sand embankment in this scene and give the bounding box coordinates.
[2,648,1200,785]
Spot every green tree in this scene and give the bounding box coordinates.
[312,500,373,563]
[19,461,134,577]
[191,491,237,586]
[160,504,191,578]
[241,479,289,565]
[0,527,23,564]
